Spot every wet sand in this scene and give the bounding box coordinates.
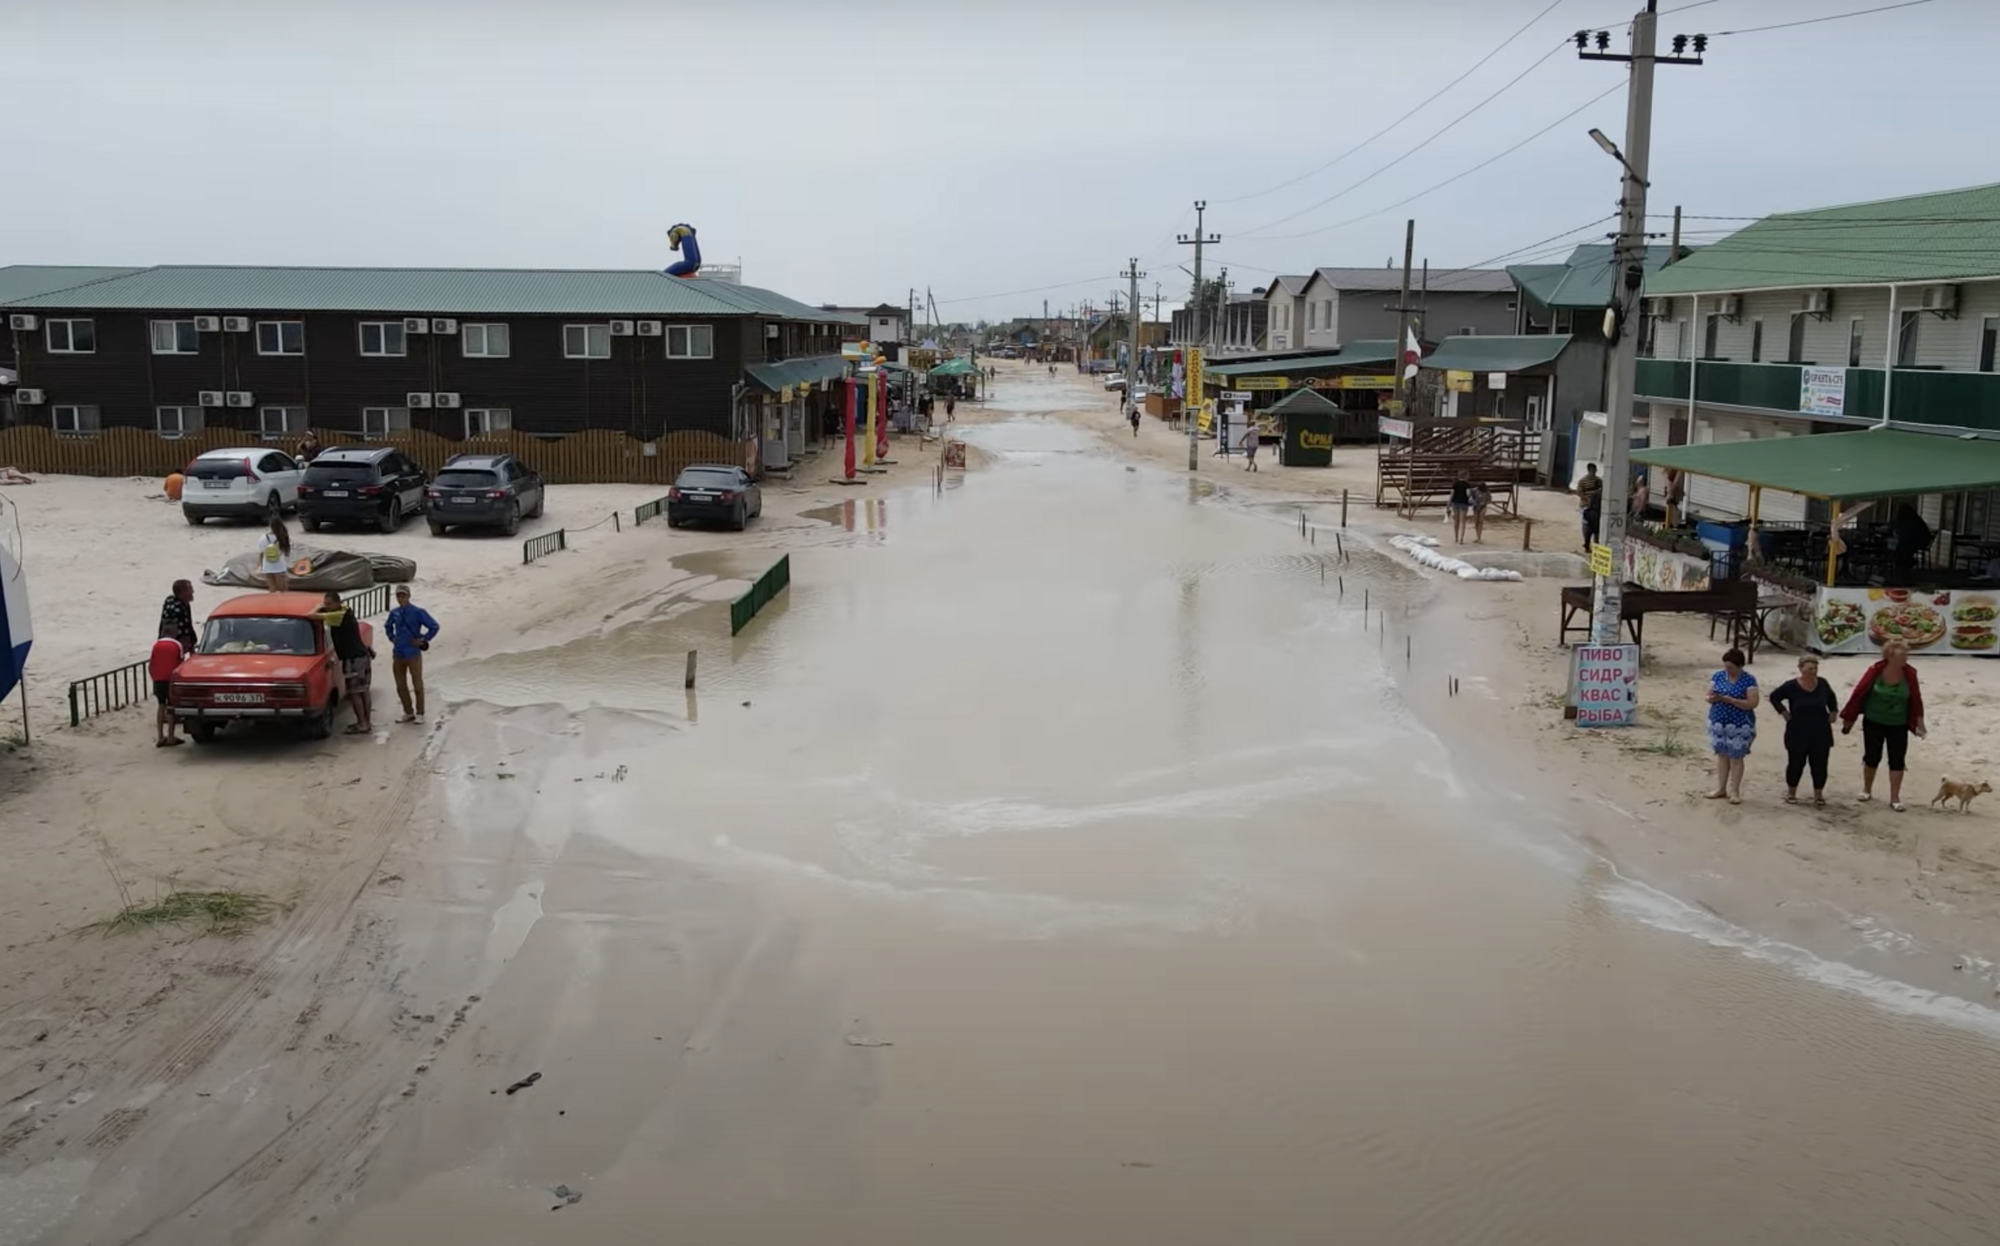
[8,371,2000,1243]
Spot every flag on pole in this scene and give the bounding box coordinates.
[1402,326,1422,380]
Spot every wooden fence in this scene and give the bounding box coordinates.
[0,426,755,486]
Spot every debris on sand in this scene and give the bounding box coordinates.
[504,1071,543,1095]
[78,889,283,938]
[844,1034,893,1048]
[549,1183,583,1210]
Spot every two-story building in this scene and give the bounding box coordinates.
[1637,182,2000,527]
[0,264,853,480]
[1261,276,1311,352]
[1293,266,1516,354]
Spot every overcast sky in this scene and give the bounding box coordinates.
[8,0,1979,323]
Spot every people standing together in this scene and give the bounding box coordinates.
[1700,643,1928,811]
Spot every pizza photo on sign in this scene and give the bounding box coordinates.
[1869,601,1947,648]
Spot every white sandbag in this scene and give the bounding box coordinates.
[1389,534,1523,582]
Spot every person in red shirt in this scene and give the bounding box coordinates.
[150,634,187,747]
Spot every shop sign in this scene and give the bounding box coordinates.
[1377,416,1414,439]
[1811,585,1995,656]
[1234,376,1291,391]
[1446,370,1475,393]
[1800,366,1846,416]
[1569,643,1639,727]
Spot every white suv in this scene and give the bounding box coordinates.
[182,448,304,526]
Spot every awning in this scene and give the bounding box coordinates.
[744,354,849,394]
[1419,335,1571,373]
[1266,388,1342,414]
[1207,343,1398,379]
[929,358,979,376]
[1633,428,2000,501]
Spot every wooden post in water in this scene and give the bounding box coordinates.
[684,650,697,690]
[1522,519,1534,552]
[1341,489,1349,528]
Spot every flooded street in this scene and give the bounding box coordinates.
[46,379,2000,1245]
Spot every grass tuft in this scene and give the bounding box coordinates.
[79,889,283,939]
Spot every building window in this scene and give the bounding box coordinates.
[665,325,713,359]
[46,319,95,354]
[1676,320,1690,360]
[151,319,200,355]
[359,321,407,357]
[1749,319,1764,363]
[1849,318,1866,368]
[564,324,611,359]
[1897,310,1922,368]
[1787,313,1807,364]
[462,323,510,358]
[465,408,512,436]
[1702,314,1721,359]
[51,404,100,435]
[1982,317,1998,373]
[257,321,305,356]
[260,405,307,439]
[156,405,204,438]
[362,406,410,437]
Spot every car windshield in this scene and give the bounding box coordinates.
[187,458,250,480]
[199,615,317,656]
[676,470,738,488]
[435,470,499,488]
[305,461,376,483]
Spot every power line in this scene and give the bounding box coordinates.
[934,274,1119,307]
[1713,0,1937,36]
[1216,0,1569,207]
[1236,38,1573,239]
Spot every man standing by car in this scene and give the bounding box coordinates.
[159,579,198,652]
[149,630,187,748]
[313,591,374,735]
[384,586,440,724]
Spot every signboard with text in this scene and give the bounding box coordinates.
[1446,370,1475,393]
[1800,366,1846,416]
[1235,376,1290,391]
[1569,643,1640,727]
[1589,543,1615,577]
[1185,347,1203,402]
[1377,415,1415,440]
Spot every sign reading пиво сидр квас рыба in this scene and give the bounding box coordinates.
[1569,643,1639,727]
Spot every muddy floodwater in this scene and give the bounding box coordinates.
[32,390,2000,1245]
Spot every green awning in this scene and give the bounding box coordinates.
[1266,388,1342,414]
[1207,343,1397,379]
[1419,335,1571,373]
[929,358,979,376]
[1632,428,2000,502]
[745,354,849,394]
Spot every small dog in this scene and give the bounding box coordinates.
[1931,777,1993,814]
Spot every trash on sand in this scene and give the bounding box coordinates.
[844,1035,893,1048]
[549,1183,583,1210]
[504,1071,543,1095]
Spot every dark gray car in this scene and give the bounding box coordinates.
[296,446,429,533]
[666,464,762,531]
[426,453,546,536]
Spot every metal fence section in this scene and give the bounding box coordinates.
[68,660,150,727]
[340,583,391,618]
[729,554,792,636]
[634,497,669,526]
[523,529,568,565]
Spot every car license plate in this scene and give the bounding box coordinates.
[323,490,349,498]
[202,479,230,489]
[212,692,265,704]
[452,496,476,504]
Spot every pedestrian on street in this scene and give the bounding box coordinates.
[385,585,440,724]
[1770,655,1841,806]
[159,578,198,652]
[259,517,292,592]
[1468,483,1491,543]
[1576,462,1604,550]
[297,430,324,464]
[1448,478,1472,544]
[149,631,187,747]
[1240,424,1260,472]
[946,394,957,419]
[313,591,375,735]
[1705,647,1760,805]
[1129,406,1141,437]
[1841,637,1926,811]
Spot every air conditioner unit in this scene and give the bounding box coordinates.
[406,392,433,408]
[222,316,251,332]
[192,315,220,332]
[431,318,458,334]
[434,392,461,408]
[1643,298,1672,318]
[609,319,635,336]
[403,317,431,334]
[225,391,254,407]
[8,314,37,332]
[636,320,662,336]
[1921,284,1960,314]
[14,388,44,404]
[1804,289,1833,316]
[1717,294,1742,319]
[198,390,225,407]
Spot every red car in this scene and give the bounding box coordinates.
[169,592,372,743]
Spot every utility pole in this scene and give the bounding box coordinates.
[1121,257,1146,404]
[908,288,918,346]
[1178,200,1221,471]
[1578,5,1705,647]
[1389,220,1417,416]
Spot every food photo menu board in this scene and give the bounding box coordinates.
[1812,586,1997,656]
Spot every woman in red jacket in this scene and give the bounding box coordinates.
[1839,638,1926,811]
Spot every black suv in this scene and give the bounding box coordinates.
[297,446,429,533]
[426,453,546,536]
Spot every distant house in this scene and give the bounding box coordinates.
[1294,266,1516,353]
[1166,294,1268,354]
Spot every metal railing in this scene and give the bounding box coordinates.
[69,660,150,727]
[729,554,791,636]
[523,529,568,565]
[635,497,669,526]
[340,583,391,618]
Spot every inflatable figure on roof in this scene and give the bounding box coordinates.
[664,224,702,278]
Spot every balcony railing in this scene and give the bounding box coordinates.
[1634,358,2000,433]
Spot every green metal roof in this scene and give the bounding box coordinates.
[1632,428,2000,501]
[1512,245,1688,310]
[744,354,850,394]
[1207,340,1397,378]
[0,264,848,320]
[1266,388,1342,413]
[1507,264,1570,308]
[1645,183,2000,296]
[929,358,978,376]
[1420,334,1571,373]
[0,265,145,303]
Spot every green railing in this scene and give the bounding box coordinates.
[69,660,150,727]
[522,529,567,565]
[634,497,669,526]
[340,583,391,618]
[1634,358,2000,432]
[729,554,791,636]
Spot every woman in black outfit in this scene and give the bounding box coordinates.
[1769,655,1841,806]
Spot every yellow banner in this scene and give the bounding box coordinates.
[1185,346,1203,401]
[1234,376,1291,391]
[1446,370,1475,393]
[1590,543,1615,577]
[1197,404,1214,434]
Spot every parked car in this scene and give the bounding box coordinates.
[181,447,303,526]
[1103,374,1127,391]
[666,464,762,531]
[426,453,546,536]
[296,446,429,533]
[168,591,371,743]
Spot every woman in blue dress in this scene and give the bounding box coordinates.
[1706,646,1761,804]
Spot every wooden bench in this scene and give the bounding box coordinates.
[1558,580,1761,658]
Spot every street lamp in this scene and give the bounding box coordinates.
[1588,128,1651,188]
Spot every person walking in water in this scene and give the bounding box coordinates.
[1240,424,1260,471]
[258,517,292,592]
[1840,637,1926,811]
[1770,656,1840,806]
[384,585,440,724]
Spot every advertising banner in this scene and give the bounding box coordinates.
[1570,643,1640,727]
[1377,416,1415,439]
[1800,367,1847,417]
[1811,585,1997,656]
[1235,376,1290,391]
[1622,539,1713,592]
